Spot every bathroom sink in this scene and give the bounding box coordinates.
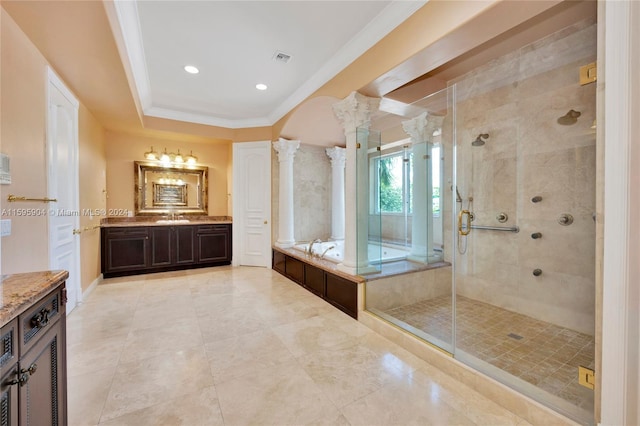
[155,219,191,224]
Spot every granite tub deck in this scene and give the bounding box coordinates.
[0,270,69,326]
[100,215,232,227]
[272,246,450,319]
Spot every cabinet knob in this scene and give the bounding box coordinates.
[6,364,36,388]
[30,308,50,329]
[264,220,268,224]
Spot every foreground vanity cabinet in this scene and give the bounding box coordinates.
[101,223,232,277]
[272,249,359,319]
[0,271,68,426]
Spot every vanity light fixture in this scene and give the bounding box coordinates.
[160,148,171,163]
[184,65,199,74]
[186,150,198,165]
[143,147,198,166]
[256,83,267,91]
[144,146,159,161]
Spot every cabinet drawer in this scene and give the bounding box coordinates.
[18,288,63,356]
[196,224,230,234]
[0,318,17,369]
[105,227,149,237]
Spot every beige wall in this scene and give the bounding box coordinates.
[0,9,106,295]
[105,132,231,216]
[1,9,56,273]
[78,104,106,292]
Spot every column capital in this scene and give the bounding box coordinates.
[325,146,346,169]
[332,92,380,134]
[272,138,300,163]
[402,112,446,143]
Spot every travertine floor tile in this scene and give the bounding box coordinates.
[67,266,539,426]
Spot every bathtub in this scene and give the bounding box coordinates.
[293,240,408,264]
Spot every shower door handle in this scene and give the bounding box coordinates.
[458,210,471,236]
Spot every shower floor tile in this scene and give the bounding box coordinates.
[384,295,594,411]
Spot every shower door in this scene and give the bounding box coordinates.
[451,22,597,425]
[363,87,455,354]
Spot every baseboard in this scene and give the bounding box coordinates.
[81,274,102,303]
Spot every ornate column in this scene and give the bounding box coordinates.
[326,147,346,241]
[332,92,380,274]
[402,112,445,263]
[273,138,300,248]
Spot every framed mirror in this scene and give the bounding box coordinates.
[134,161,208,215]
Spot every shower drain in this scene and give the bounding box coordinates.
[507,333,524,340]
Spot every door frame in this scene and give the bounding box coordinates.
[46,67,81,309]
[232,141,272,267]
[600,0,640,424]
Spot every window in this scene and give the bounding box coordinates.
[373,150,412,214]
[371,145,441,217]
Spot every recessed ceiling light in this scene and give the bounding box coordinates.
[256,83,268,91]
[184,65,199,74]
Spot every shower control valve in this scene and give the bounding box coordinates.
[558,214,574,226]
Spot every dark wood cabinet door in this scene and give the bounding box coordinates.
[19,319,66,426]
[325,273,358,319]
[196,225,231,263]
[197,233,229,263]
[150,227,172,267]
[175,226,196,264]
[0,364,19,426]
[304,264,325,296]
[273,251,286,274]
[285,256,304,284]
[103,228,149,272]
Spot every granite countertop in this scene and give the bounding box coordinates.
[101,216,233,227]
[1,270,69,327]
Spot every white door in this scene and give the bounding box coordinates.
[232,141,271,267]
[47,68,81,313]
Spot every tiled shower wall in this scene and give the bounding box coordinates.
[447,21,597,335]
[271,143,332,244]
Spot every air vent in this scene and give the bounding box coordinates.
[273,51,292,63]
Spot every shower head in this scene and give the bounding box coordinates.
[472,133,489,146]
[557,109,581,125]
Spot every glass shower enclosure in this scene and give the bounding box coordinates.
[363,19,596,425]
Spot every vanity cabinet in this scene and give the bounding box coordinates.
[102,223,231,277]
[1,281,67,426]
[272,250,358,319]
